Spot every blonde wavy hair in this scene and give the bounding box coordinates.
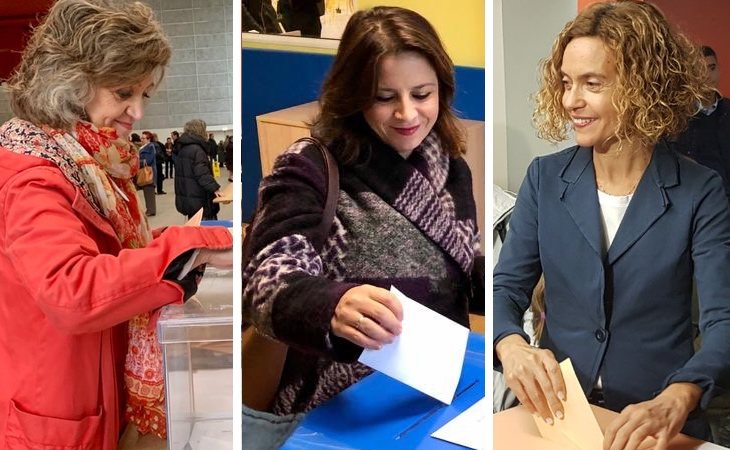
[5,0,171,130]
[533,0,711,148]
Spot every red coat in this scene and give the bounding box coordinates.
[0,151,232,449]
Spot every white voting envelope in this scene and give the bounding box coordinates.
[431,397,487,449]
[358,286,469,404]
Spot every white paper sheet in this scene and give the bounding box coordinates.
[357,286,470,404]
[698,443,730,449]
[431,397,487,449]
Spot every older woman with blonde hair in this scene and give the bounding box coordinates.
[0,0,232,448]
[494,1,730,448]
[174,118,223,220]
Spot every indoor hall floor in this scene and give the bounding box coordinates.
[138,169,233,229]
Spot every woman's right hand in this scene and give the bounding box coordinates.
[496,334,566,424]
[331,285,403,350]
[196,248,233,268]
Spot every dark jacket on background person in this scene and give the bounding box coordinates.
[244,0,280,33]
[668,97,730,199]
[225,139,233,172]
[207,137,218,161]
[277,0,324,37]
[173,133,220,219]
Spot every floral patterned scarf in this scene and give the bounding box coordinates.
[0,118,166,438]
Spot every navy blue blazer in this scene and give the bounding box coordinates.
[494,142,730,418]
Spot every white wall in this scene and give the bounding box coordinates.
[494,0,576,192]
[493,0,508,190]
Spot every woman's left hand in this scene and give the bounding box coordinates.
[603,383,701,450]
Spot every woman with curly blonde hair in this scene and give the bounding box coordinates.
[494,0,730,447]
[0,0,232,448]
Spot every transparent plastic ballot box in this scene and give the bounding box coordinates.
[157,267,233,450]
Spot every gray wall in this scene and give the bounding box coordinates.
[141,0,233,130]
[0,0,233,130]
[0,91,9,125]
[494,0,575,192]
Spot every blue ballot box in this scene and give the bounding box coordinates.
[281,332,485,450]
[201,219,233,228]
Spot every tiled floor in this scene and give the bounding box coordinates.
[138,170,233,229]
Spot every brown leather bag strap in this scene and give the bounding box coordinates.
[242,137,339,412]
[298,136,339,250]
[242,137,338,273]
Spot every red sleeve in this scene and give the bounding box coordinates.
[0,166,232,334]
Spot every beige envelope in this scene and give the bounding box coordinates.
[533,358,604,450]
[212,183,233,204]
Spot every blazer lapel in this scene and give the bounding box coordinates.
[560,147,604,257]
[606,142,676,265]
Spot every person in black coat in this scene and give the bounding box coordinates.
[151,133,167,194]
[244,0,280,33]
[668,45,730,201]
[173,119,222,220]
[206,133,218,163]
[277,0,324,38]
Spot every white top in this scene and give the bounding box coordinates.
[597,189,633,250]
[595,189,633,389]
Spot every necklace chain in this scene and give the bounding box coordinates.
[596,178,639,196]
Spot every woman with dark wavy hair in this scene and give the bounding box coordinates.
[0,0,232,447]
[243,5,482,420]
[494,1,730,448]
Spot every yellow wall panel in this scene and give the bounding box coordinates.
[243,1,485,68]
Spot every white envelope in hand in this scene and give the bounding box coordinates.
[357,286,470,404]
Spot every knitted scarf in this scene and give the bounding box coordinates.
[0,118,166,438]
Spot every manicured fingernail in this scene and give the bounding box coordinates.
[555,411,564,420]
[558,391,566,401]
[544,417,553,425]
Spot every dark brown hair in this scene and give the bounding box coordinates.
[311,6,465,164]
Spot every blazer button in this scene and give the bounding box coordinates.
[595,329,607,342]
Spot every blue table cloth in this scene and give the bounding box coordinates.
[281,332,485,449]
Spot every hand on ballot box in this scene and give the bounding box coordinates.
[603,382,701,450]
[496,334,566,424]
[530,359,702,450]
[184,209,232,269]
[191,248,233,270]
[176,210,233,280]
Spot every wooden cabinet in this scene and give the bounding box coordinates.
[256,102,319,176]
[256,101,485,247]
[460,119,485,249]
